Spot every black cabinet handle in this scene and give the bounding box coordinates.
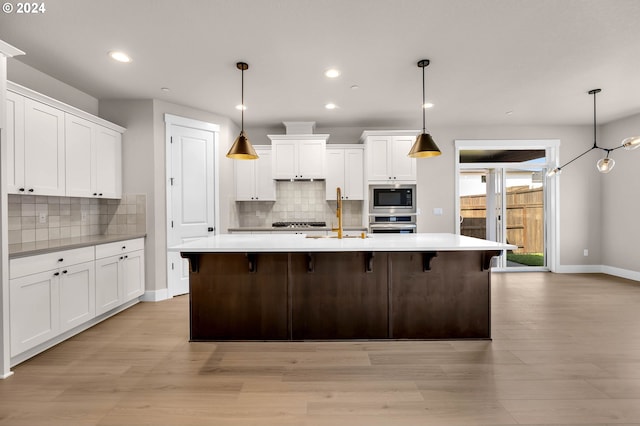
[18,188,25,192]
[93,193,97,196]
[99,193,103,196]
[124,255,128,259]
[122,246,126,250]
[58,258,64,262]
[62,270,68,274]
[28,188,34,192]
[119,256,124,260]
[53,272,60,276]
[207,227,214,232]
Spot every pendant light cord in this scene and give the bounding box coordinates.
[241,67,244,132]
[422,64,426,133]
[592,89,597,149]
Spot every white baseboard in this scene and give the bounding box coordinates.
[555,264,604,274]
[555,264,639,282]
[1,371,14,380]
[601,265,640,282]
[141,288,170,302]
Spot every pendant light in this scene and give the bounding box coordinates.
[226,61,258,160]
[547,88,637,177]
[408,59,441,158]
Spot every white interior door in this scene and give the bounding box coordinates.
[167,124,216,297]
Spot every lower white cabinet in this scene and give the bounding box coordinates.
[95,239,145,315]
[9,270,60,356]
[9,238,144,360]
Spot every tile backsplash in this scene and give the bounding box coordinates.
[233,181,363,228]
[7,194,146,245]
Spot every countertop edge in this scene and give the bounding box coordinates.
[9,234,147,259]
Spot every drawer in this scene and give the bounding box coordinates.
[10,246,95,279]
[95,238,144,259]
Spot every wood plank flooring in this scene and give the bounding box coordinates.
[1,272,640,425]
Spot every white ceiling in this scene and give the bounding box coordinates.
[1,0,640,130]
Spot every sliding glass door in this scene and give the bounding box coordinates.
[456,141,555,271]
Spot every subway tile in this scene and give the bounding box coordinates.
[21,229,36,243]
[48,196,60,204]
[35,196,48,204]
[48,204,60,215]
[70,226,81,238]
[21,195,35,203]
[59,197,71,204]
[8,202,21,217]
[126,204,137,214]
[21,203,35,216]
[59,205,71,215]
[8,230,22,244]
[8,194,21,203]
[59,226,71,238]
[35,228,49,241]
[8,216,21,231]
[49,227,61,240]
[60,215,71,226]
[21,216,36,230]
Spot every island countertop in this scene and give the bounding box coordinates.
[170,233,516,253]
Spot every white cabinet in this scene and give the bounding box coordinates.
[59,261,96,333]
[95,238,145,315]
[235,146,276,201]
[325,146,364,200]
[9,238,144,361]
[6,90,24,193]
[66,114,122,199]
[9,270,59,356]
[269,135,328,180]
[9,246,95,356]
[7,82,125,198]
[361,132,417,183]
[6,94,66,196]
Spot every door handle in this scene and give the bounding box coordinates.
[208,227,214,232]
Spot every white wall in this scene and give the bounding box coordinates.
[7,59,99,115]
[99,99,238,294]
[601,113,640,272]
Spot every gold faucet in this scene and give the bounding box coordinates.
[332,187,343,239]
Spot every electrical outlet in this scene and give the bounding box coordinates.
[584,249,589,256]
[38,212,47,224]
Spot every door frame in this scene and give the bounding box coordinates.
[164,114,220,297]
[454,139,560,272]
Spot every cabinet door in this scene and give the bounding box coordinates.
[10,270,60,356]
[122,250,145,302]
[344,148,364,200]
[6,91,25,193]
[94,126,122,199]
[367,136,392,181]
[95,255,122,315]
[24,98,66,196]
[272,140,297,179]
[390,136,416,181]
[59,261,96,332]
[254,148,276,200]
[65,114,94,197]
[297,140,326,179]
[325,148,344,200]
[234,155,257,200]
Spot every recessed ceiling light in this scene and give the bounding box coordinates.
[108,50,131,63]
[235,104,247,111]
[506,110,514,116]
[324,69,340,78]
[325,103,337,110]
[351,85,360,90]
[422,102,434,109]
[161,87,170,92]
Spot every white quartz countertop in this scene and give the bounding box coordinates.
[169,233,516,253]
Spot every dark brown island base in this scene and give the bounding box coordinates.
[174,234,515,341]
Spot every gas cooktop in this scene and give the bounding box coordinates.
[272,221,327,228]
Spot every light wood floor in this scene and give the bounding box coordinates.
[2,272,640,425]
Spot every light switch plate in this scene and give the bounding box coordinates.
[433,208,443,216]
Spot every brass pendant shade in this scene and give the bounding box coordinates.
[227,130,258,160]
[408,59,441,158]
[226,61,259,160]
[408,133,441,158]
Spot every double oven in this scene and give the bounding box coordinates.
[369,184,417,234]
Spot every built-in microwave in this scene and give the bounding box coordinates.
[369,185,416,214]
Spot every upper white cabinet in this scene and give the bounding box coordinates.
[361,131,418,183]
[6,82,125,198]
[6,92,66,196]
[269,134,328,180]
[325,146,364,200]
[235,146,276,201]
[66,114,122,198]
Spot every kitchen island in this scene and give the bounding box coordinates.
[171,233,515,341]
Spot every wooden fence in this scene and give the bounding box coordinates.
[460,186,543,254]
